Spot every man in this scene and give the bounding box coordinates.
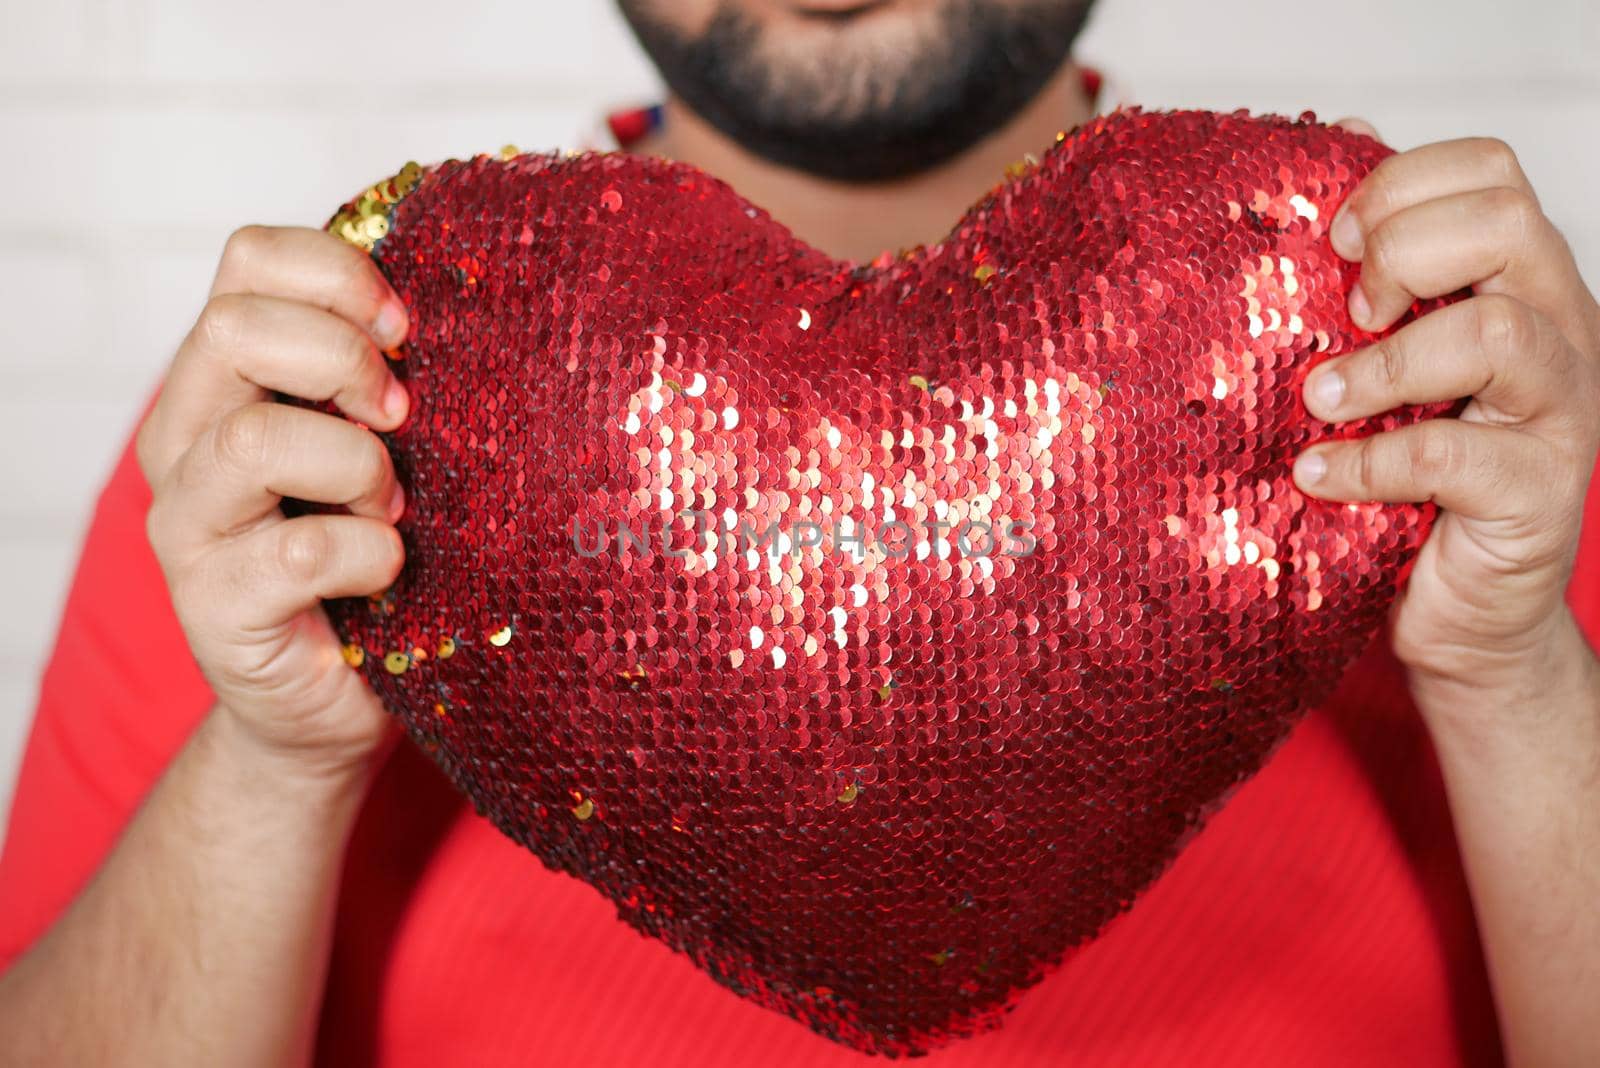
[1,0,1597,1063]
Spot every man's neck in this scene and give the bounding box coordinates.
[639,61,1096,263]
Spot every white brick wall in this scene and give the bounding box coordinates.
[2,0,1597,833]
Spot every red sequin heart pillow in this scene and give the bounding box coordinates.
[316,108,1445,1056]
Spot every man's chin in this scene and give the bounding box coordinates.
[618,0,1095,182]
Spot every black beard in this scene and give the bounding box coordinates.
[617,0,1096,183]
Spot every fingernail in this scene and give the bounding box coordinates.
[1348,283,1372,328]
[1294,451,1328,486]
[383,377,409,422]
[1330,207,1363,259]
[373,300,408,349]
[388,481,406,523]
[1306,368,1345,415]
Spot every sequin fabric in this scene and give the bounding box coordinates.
[310,108,1451,1056]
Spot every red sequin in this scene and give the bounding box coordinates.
[307,108,1453,1055]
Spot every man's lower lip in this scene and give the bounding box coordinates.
[790,0,885,15]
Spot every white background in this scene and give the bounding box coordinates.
[2,0,1597,832]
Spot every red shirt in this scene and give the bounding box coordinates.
[13,408,1600,1068]
[7,95,1600,1065]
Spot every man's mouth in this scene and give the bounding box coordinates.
[789,0,888,18]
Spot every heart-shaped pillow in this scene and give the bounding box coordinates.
[314,108,1447,1055]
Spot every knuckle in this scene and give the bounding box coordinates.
[196,293,249,355]
[276,521,336,586]
[1364,224,1403,280]
[1370,333,1407,392]
[213,403,274,473]
[1469,137,1521,184]
[1473,293,1531,358]
[221,224,273,275]
[1407,425,1461,483]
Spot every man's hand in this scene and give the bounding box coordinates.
[0,229,411,1063]
[1292,128,1600,717]
[1294,124,1600,1064]
[136,225,411,780]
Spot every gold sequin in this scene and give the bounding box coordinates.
[327,161,424,252]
